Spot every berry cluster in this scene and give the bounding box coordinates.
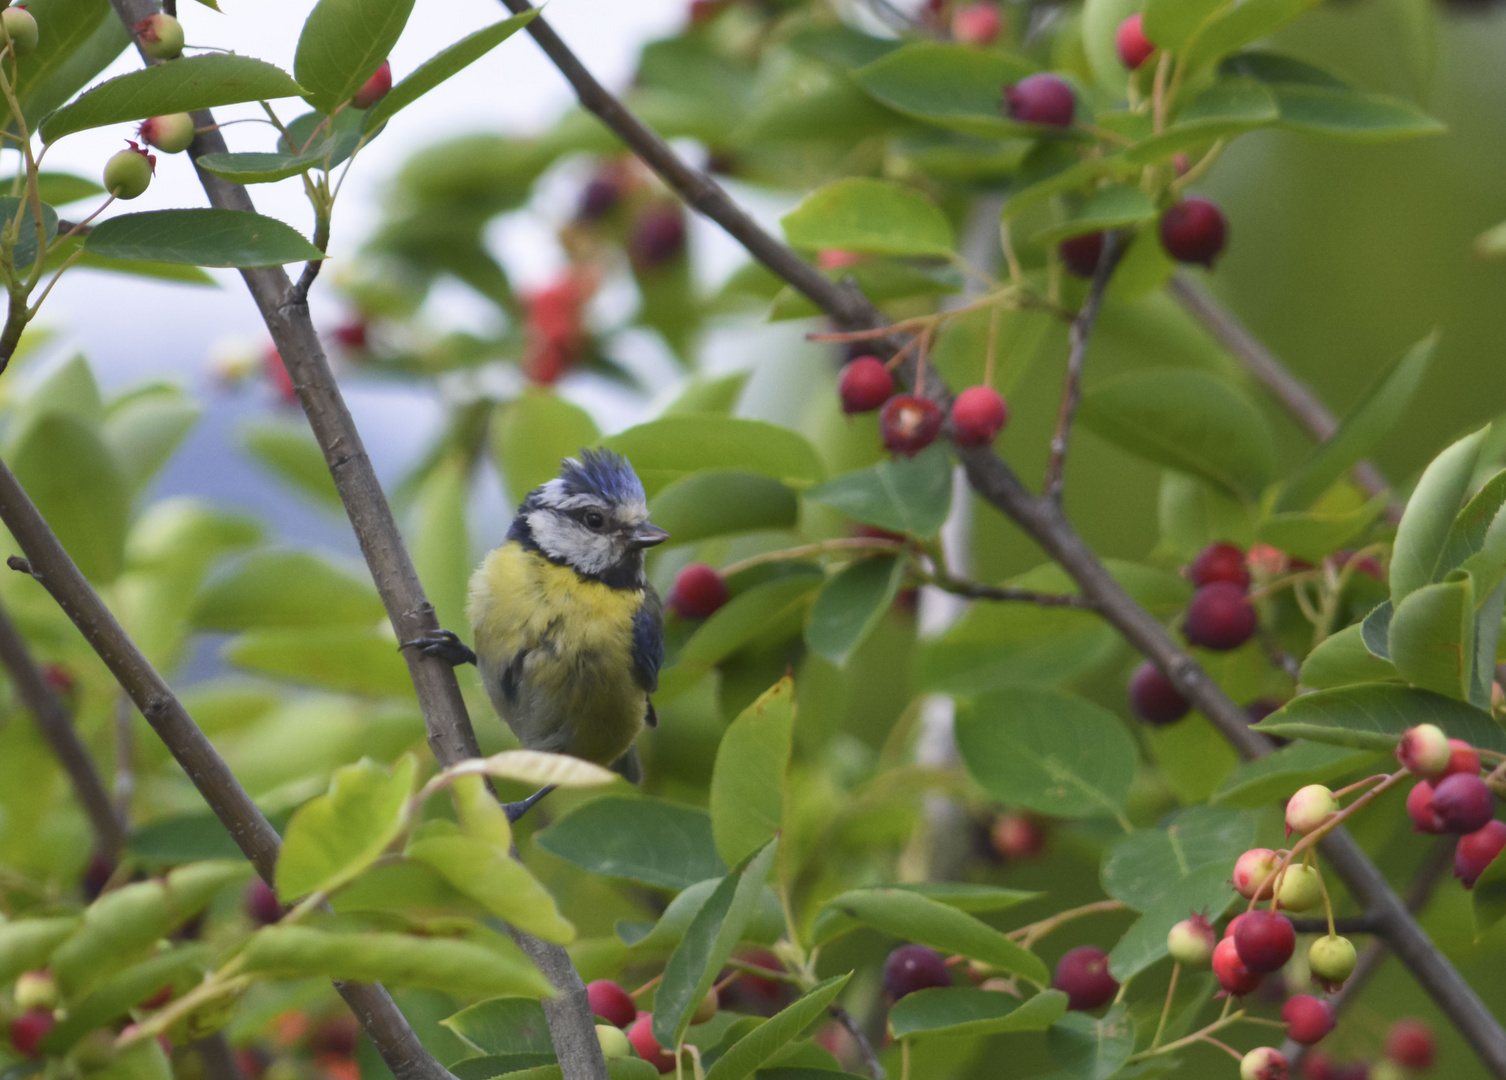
[1397,724,1506,886]
[838,355,1008,456]
[584,977,718,1072]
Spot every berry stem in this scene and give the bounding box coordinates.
[630,974,662,999]
[1129,1008,1246,1063]
[1199,1035,1245,1062]
[983,305,1000,388]
[1007,899,1127,949]
[1151,962,1180,1050]
[718,538,907,578]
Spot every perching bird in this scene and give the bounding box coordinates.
[405,448,668,821]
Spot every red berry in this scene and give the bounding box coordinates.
[139,985,173,1010]
[1051,946,1117,1011]
[353,61,392,109]
[883,944,952,1000]
[879,394,943,457]
[1213,935,1262,996]
[1282,995,1335,1045]
[626,1014,676,1073]
[1396,723,1452,778]
[1002,73,1075,127]
[332,319,369,351]
[1301,1051,1337,1080]
[1115,13,1155,69]
[1406,780,1446,834]
[1183,582,1257,651]
[1455,820,1506,887]
[1241,1047,1289,1080]
[668,563,728,620]
[577,178,621,221]
[951,2,1001,44]
[838,357,894,414]
[1385,1019,1435,1070]
[41,664,76,699]
[989,813,1044,859]
[587,980,638,1029]
[245,878,284,925]
[1443,737,1482,778]
[1160,198,1228,267]
[1127,661,1189,725]
[632,208,686,269]
[1233,909,1295,974]
[1190,542,1250,590]
[9,1009,54,1058]
[311,1017,359,1057]
[1431,772,1494,833]
[1059,232,1105,278]
[950,385,1008,446]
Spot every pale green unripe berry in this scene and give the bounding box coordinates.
[1275,864,1324,912]
[1,8,38,56]
[595,1024,631,1059]
[135,14,183,60]
[1370,1062,1407,1080]
[1396,723,1451,778]
[14,970,58,1011]
[1165,915,1216,966]
[1240,1047,1288,1080]
[138,113,195,154]
[1285,784,1339,835]
[104,144,155,199]
[1308,933,1357,990]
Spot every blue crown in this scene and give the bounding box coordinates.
[558,447,645,505]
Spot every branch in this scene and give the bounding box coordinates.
[1166,274,1403,527]
[485,8,1506,1072]
[0,594,127,854]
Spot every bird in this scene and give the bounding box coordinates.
[403,448,668,821]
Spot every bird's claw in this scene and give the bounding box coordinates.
[400,628,477,667]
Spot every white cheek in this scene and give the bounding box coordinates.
[527,511,616,575]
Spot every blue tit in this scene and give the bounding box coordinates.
[405,448,668,820]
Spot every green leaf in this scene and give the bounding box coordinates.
[193,550,383,630]
[1048,1005,1134,1080]
[817,888,1048,985]
[805,556,905,667]
[710,678,794,868]
[278,108,373,170]
[1080,370,1276,500]
[224,626,413,697]
[1252,684,1506,753]
[1032,184,1156,245]
[1388,577,1475,701]
[702,975,851,1080]
[195,142,340,185]
[810,884,1039,947]
[492,392,601,506]
[0,917,78,985]
[1125,79,1280,165]
[443,998,553,1057]
[408,827,574,944]
[276,756,415,901]
[618,877,785,952]
[1189,5,1335,73]
[86,210,324,268]
[602,417,823,498]
[96,1037,172,1080]
[1269,83,1445,141]
[1300,623,1402,689]
[11,0,125,131]
[654,841,779,1049]
[649,472,798,547]
[0,197,58,270]
[1003,152,1137,222]
[1391,428,1487,603]
[242,927,552,998]
[102,386,202,496]
[1215,742,1382,807]
[1101,806,1254,912]
[671,573,824,672]
[1256,494,1389,564]
[805,445,953,537]
[36,171,105,206]
[130,807,293,868]
[365,11,538,129]
[1362,600,1394,659]
[1277,334,1434,511]
[1158,470,1255,560]
[295,0,416,115]
[889,988,1067,1041]
[1081,0,1145,91]
[49,241,218,286]
[536,796,726,890]
[1108,866,1237,980]
[768,262,962,322]
[44,945,210,1051]
[914,604,1117,696]
[411,456,472,633]
[1440,469,1506,588]
[781,178,953,258]
[1142,0,1224,51]
[956,686,1137,820]
[41,55,302,142]
[853,44,1040,139]
[241,420,342,509]
[10,413,129,582]
[1472,844,1506,939]
[663,372,750,416]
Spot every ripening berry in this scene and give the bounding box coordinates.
[577,177,621,221]
[1275,864,1323,913]
[1190,542,1250,590]
[880,394,943,457]
[353,61,392,109]
[1059,232,1105,278]
[627,1014,676,1073]
[1286,785,1339,836]
[1455,819,1506,888]
[817,249,863,270]
[332,319,369,351]
[134,14,184,60]
[14,971,58,1012]
[1166,914,1217,966]
[990,813,1045,860]
[1002,73,1075,127]
[1443,737,1482,778]
[1160,198,1227,266]
[82,851,115,900]
[688,0,729,25]
[9,1009,55,1058]
[310,1017,357,1057]
[839,356,894,414]
[951,2,1001,44]
[950,385,1008,446]
[631,207,687,269]
[2,7,39,56]
[244,878,284,925]
[586,980,638,1029]
[1308,934,1357,991]
[138,113,196,154]
[596,1025,631,1059]
[1385,1019,1435,1070]
[691,989,718,1025]
[1232,848,1281,899]
[883,944,952,1000]
[1212,935,1262,996]
[41,664,76,699]
[1183,582,1257,650]
[1233,909,1295,974]
[1241,1047,1290,1080]
[104,142,155,200]
[668,563,727,620]
[1052,946,1118,1011]
[1395,723,1452,778]
[1431,772,1494,834]
[1282,994,1335,1045]
[1115,14,1155,69]
[1127,661,1189,725]
[1407,780,1445,833]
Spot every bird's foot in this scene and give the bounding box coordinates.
[503,785,557,823]
[400,628,477,667]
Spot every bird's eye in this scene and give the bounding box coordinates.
[583,510,606,530]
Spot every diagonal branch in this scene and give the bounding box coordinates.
[490,7,1506,1073]
[0,595,127,855]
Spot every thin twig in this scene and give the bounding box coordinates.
[828,1003,885,1080]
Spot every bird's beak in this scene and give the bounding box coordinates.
[627,522,670,550]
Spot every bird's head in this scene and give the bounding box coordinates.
[512,448,669,583]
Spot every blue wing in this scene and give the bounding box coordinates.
[631,586,664,695]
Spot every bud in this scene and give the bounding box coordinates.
[134,14,184,60]
[1307,934,1356,992]
[1275,864,1324,912]
[138,113,196,154]
[1285,784,1338,836]
[1,7,39,56]
[104,141,155,200]
[1395,723,1451,778]
[1166,914,1217,966]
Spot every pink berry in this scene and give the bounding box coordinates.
[1431,772,1494,834]
[950,385,1008,446]
[1213,935,1262,996]
[353,60,392,109]
[951,2,1001,44]
[880,394,943,457]
[632,208,686,269]
[627,1014,675,1073]
[1395,723,1451,778]
[1051,946,1117,1011]
[1233,909,1295,974]
[839,357,894,414]
[1455,819,1506,888]
[1232,848,1281,899]
[1183,582,1257,650]
[668,563,727,620]
[586,980,638,1029]
[1160,198,1228,267]
[1190,542,1250,590]
[244,878,284,925]
[1166,914,1217,966]
[1282,995,1335,1045]
[1002,73,1075,127]
[1115,14,1156,69]
[1059,232,1105,278]
[1286,784,1338,836]
[1443,737,1482,778]
[9,1009,54,1058]
[990,813,1045,859]
[1406,780,1446,833]
[1241,1047,1290,1080]
[1384,1019,1435,1070]
[41,664,76,699]
[883,944,951,1000]
[1127,661,1189,725]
